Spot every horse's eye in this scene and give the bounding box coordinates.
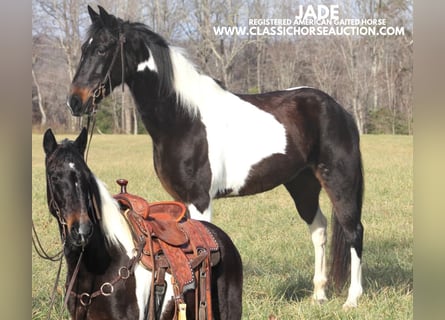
[97,48,106,56]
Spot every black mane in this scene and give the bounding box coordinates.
[129,22,175,97]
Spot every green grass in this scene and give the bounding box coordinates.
[32,134,412,319]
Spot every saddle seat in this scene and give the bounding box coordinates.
[113,179,219,320]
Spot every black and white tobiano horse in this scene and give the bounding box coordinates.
[67,6,364,308]
[43,128,243,319]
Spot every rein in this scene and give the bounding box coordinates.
[32,221,64,320]
[32,218,64,320]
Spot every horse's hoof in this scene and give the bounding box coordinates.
[342,300,358,310]
[312,297,328,305]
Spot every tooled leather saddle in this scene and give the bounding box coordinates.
[113,179,220,320]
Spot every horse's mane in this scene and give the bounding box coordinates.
[89,13,229,118]
[131,24,229,118]
[95,177,135,257]
[124,21,222,118]
[132,23,176,99]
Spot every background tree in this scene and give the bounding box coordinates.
[32,0,413,134]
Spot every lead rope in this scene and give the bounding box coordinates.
[32,221,63,262]
[84,113,97,163]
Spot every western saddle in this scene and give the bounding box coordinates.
[113,179,220,320]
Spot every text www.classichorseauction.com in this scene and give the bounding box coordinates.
[213,4,406,37]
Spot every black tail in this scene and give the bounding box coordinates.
[330,212,350,290]
[329,156,364,291]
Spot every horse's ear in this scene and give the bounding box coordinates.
[88,5,100,24]
[43,128,58,155]
[98,6,116,29]
[74,127,88,156]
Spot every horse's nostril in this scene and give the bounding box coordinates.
[70,221,93,247]
[67,94,83,116]
[79,222,93,237]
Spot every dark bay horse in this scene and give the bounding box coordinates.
[43,128,242,319]
[67,6,364,308]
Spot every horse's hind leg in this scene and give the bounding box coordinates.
[284,168,328,303]
[316,155,364,309]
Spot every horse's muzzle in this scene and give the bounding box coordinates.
[70,220,94,247]
[67,86,97,116]
[67,94,96,117]
[67,94,82,116]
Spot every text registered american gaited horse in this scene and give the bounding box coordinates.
[43,128,242,319]
[67,6,364,308]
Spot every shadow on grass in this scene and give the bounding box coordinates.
[362,238,413,292]
[242,256,315,302]
[243,236,412,302]
[273,275,314,301]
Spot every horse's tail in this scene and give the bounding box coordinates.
[330,211,350,290]
[329,155,364,291]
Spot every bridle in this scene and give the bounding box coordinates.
[91,32,126,106]
[33,145,103,318]
[83,32,126,162]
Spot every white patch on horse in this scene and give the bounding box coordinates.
[69,162,75,169]
[343,247,363,309]
[96,178,134,253]
[308,207,328,302]
[169,47,287,197]
[133,266,172,320]
[285,85,312,91]
[188,204,212,222]
[137,47,158,72]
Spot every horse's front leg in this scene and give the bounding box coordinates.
[308,207,328,303]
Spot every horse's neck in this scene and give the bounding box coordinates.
[127,77,192,142]
[65,234,113,276]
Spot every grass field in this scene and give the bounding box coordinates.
[32,134,412,319]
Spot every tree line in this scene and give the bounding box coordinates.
[32,0,413,134]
